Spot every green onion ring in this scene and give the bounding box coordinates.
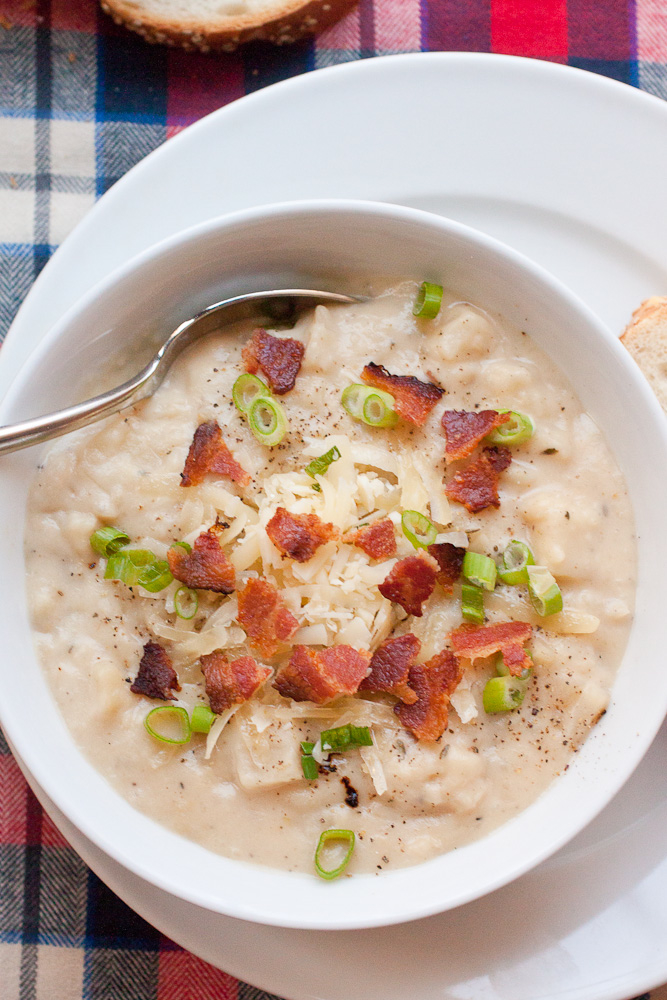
[497,540,535,585]
[305,446,341,480]
[314,829,356,880]
[462,551,497,591]
[413,281,444,319]
[301,755,319,780]
[527,565,563,616]
[232,373,271,413]
[170,540,192,555]
[190,705,216,734]
[341,384,398,428]
[461,582,485,624]
[300,741,315,754]
[483,675,528,713]
[486,410,534,446]
[401,510,437,549]
[247,395,288,447]
[90,526,130,557]
[104,550,173,593]
[144,705,191,744]
[174,586,198,620]
[320,723,373,752]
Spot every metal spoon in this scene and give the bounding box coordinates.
[0,288,358,456]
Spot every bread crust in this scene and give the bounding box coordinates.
[620,296,667,411]
[100,0,358,51]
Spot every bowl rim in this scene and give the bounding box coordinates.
[3,197,667,930]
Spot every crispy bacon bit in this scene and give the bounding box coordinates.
[130,641,180,701]
[442,409,511,462]
[274,645,371,704]
[378,554,437,617]
[242,327,305,395]
[395,649,462,741]
[180,420,250,488]
[200,651,271,713]
[266,507,339,563]
[359,633,420,703]
[450,621,533,676]
[167,526,235,593]
[427,542,466,591]
[445,446,512,512]
[350,518,396,559]
[237,577,299,658]
[361,362,444,426]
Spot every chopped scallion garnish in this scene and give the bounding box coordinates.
[90,526,130,558]
[483,674,528,713]
[496,540,534,585]
[341,384,398,428]
[174,586,198,620]
[461,582,485,624]
[314,829,355,880]
[305,446,341,481]
[462,551,497,591]
[496,651,532,681]
[190,705,216,734]
[232,373,271,413]
[144,705,191,744]
[401,510,437,549]
[320,724,373,752]
[413,281,444,319]
[301,754,319,780]
[300,741,315,754]
[486,411,534,446]
[247,395,287,447]
[170,540,192,555]
[527,565,563,616]
[105,549,173,593]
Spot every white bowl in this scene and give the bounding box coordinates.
[1,200,666,930]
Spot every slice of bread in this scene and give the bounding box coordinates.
[620,296,667,411]
[100,0,358,51]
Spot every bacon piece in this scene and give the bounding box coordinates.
[130,641,180,701]
[445,446,512,512]
[180,420,250,488]
[200,651,271,713]
[350,518,396,559]
[378,554,437,617]
[361,362,444,426]
[266,506,339,563]
[242,327,305,395]
[395,650,462,741]
[442,409,511,462]
[274,645,370,704]
[359,633,420,703]
[450,621,533,676]
[237,577,299,658]
[427,542,466,592]
[167,526,235,593]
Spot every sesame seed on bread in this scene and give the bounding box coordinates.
[100,0,358,51]
[620,296,667,412]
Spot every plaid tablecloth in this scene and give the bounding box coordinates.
[1,1,667,998]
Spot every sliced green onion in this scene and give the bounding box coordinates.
[462,551,497,591]
[144,705,191,744]
[486,411,534,446]
[190,704,216,734]
[413,281,444,319]
[527,565,563,616]
[497,539,535,585]
[314,829,355,880]
[247,395,287,447]
[302,754,319,780]
[232,372,271,413]
[105,550,173,593]
[300,741,315,754]
[305,446,341,480]
[496,650,532,681]
[341,384,398,428]
[401,510,437,549]
[461,582,485,624]
[170,540,192,555]
[320,724,373,753]
[174,586,198,620]
[90,526,130,557]
[483,675,528,713]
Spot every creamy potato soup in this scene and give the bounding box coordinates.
[26,283,635,877]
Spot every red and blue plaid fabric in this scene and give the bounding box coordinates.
[1,1,667,997]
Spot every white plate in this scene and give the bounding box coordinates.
[5,52,667,999]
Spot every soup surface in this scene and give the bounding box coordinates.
[25,283,635,876]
